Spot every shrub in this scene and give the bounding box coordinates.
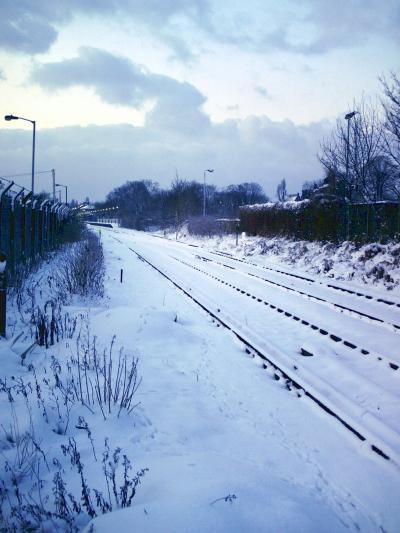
[187,216,219,237]
[54,231,105,300]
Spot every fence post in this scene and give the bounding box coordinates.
[0,252,6,337]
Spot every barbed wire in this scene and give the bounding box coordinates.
[0,169,54,179]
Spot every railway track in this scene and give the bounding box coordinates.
[111,234,400,467]
[172,254,400,372]
[195,254,400,334]
[148,233,400,310]
[148,233,400,330]
[209,249,400,309]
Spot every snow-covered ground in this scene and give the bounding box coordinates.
[93,228,400,532]
[162,229,400,294]
[1,228,399,532]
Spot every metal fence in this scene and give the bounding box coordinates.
[0,179,70,273]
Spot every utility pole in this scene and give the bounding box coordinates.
[345,111,357,239]
[32,120,36,195]
[203,168,214,216]
[52,169,56,202]
[56,182,68,204]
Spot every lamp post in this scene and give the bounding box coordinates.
[52,169,56,203]
[4,114,36,195]
[203,168,214,216]
[345,111,357,190]
[56,182,68,204]
[344,111,357,239]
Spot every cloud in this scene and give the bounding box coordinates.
[205,0,400,56]
[1,1,397,60]
[31,47,210,133]
[0,3,61,54]
[31,47,150,106]
[0,0,210,59]
[4,46,331,200]
[0,70,5,81]
[254,86,271,99]
[0,114,331,202]
[301,0,400,53]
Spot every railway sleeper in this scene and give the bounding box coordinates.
[343,340,357,349]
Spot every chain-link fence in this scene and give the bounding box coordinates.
[0,180,70,273]
[0,179,72,336]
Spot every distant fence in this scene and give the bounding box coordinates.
[240,201,400,243]
[0,184,70,273]
[187,216,240,236]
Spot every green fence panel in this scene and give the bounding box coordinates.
[12,201,23,264]
[0,196,12,261]
[31,207,40,257]
[24,205,32,259]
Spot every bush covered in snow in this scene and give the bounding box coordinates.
[54,230,105,301]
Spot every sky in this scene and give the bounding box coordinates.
[0,0,399,202]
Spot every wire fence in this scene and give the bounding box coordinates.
[0,178,70,273]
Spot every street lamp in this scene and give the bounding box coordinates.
[4,114,36,194]
[344,111,359,239]
[52,169,56,202]
[344,111,359,195]
[203,168,214,216]
[56,182,68,204]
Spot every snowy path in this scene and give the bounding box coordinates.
[89,228,400,532]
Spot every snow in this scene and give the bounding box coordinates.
[106,230,400,461]
[159,229,400,293]
[1,227,400,532]
[241,200,310,211]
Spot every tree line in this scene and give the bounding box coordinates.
[98,179,268,230]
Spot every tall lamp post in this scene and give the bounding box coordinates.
[345,111,357,188]
[4,114,36,195]
[203,168,214,216]
[344,111,357,239]
[56,182,68,204]
[52,169,56,202]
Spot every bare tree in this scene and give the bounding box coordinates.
[276,179,287,201]
[169,176,202,231]
[380,72,400,198]
[105,180,156,229]
[319,98,384,203]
